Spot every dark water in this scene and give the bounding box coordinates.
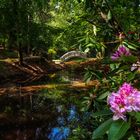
[0,71,86,140]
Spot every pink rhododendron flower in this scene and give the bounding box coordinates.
[125,90,140,112]
[108,83,140,120]
[118,82,134,97]
[111,45,131,60]
[107,91,127,120]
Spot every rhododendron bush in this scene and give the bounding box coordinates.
[90,43,140,140]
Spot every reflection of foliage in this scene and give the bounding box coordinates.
[39,89,66,100]
[68,126,91,140]
[33,89,67,112]
[4,106,13,114]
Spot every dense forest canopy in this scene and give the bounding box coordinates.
[0,0,139,61]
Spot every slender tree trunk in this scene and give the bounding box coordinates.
[27,15,30,55]
[18,42,23,65]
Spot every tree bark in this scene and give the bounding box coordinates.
[18,42,23,65]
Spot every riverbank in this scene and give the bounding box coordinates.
[0,56,104,88]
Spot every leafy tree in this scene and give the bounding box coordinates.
[0,0,53,64]
[50,0,140,58]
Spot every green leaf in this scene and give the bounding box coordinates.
[108,120,130,140]
[78,38,86,43]
[92,118,113,139]
[135,112,140,122]
[121,55,137,63]
[84,48,90,53]
[90,37,96,43]
[92,109,112,117]
[98,91,110,100]
[84,71,92,82]
[128,135,136,140]
[86,37,89,44]
[107,10,112,21]
[127,72,136,82]
[119,65,130,70]
[93,25,97,36]
[123,42,138,50]
[127,44,137,50]
[86,43,94,47]
[85,76,92,83]
[91,71,102,80]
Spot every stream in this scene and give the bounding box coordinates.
[0,70,90,140]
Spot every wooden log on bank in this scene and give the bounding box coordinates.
[0,80,100,96]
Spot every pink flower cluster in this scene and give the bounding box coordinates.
[111,45,131,60]
[108,83,140,120]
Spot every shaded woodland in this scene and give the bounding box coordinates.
[0,0,140,140]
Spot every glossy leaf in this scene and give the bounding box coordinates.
[107,10,112,21]
[121,55,137,63]
[108,120,130,140]
[98,91,110,100]
[123,41,138,50]
[92,110,112,117]
[135,112,140,122]
[127,72,136,82]
[128,135,136,140]
[92,118,113,139]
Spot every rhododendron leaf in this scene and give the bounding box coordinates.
[123,41,137,50]
[107,10,112,21]
[121,55,137,63]
[84,48,90,53]
[98,91,110,100]
[86,43,94,47]
[92,109,112,117]
[108,120,130,140]
[92,118,113,139]
[127,72,136,82]
[128,135,136,140]
[135,112,140,122]
[119,65,131,70]
[86,37,89,44]
[86,76,92,83]
[127,44,137,50]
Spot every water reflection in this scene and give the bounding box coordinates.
[48,105,77,140]
[0,103,79,140]
[48,127,70,140]
[0,70,84,140]
[67,105,77,122]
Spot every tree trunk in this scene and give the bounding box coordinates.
[18,42,23,65]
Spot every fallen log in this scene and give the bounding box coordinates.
[0,80,100,96]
